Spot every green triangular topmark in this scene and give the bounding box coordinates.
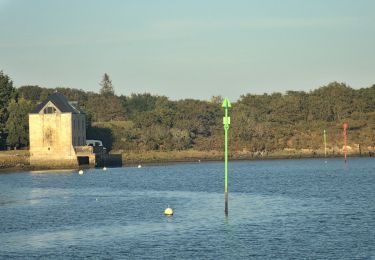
[221,98,231,108]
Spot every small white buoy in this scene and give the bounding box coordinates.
[78,169,84,175]
[138,164,142,168]
[164,207,173,216]
[103,167,107,171]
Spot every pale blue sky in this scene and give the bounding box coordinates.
[1,0,374,100]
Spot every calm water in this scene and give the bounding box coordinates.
[0,158,374,259]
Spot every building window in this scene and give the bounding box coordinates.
[44,106,56,114]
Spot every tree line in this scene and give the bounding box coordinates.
[1,70,374,153]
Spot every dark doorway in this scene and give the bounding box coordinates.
[77,156,89,165]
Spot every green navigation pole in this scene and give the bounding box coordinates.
[324,129,327,158]
[222,98,231,216]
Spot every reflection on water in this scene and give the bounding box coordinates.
[30,169,76,175]
[0,158,374,259]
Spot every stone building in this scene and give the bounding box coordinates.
[29,92,95,167]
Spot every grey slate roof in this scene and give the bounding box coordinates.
[30,92,84,114]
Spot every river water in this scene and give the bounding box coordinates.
[0,158,374,259]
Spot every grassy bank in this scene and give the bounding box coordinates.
[118,147,374,165]
[121,150,222,165]
[0,150,29,170]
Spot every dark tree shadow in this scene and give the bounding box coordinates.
[86,126,114,151]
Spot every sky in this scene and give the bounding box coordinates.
[0,0,374,101]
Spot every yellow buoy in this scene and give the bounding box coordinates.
[164,207,173,216]
[78,170,84,175]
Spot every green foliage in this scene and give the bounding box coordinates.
[232,82,375,152]
[170,128,191,150]
[18,85,44,102]
[99,73,114,95]
[18,85,89,106]
[173,99,221,137]
[309,82,355,121]
[85,93,124,121]
[0,71,17,148]
[91,121,139,151]
[122,93,168,119]
[14,81,375,153]
[87,82,375,153]
[5,98,33,148]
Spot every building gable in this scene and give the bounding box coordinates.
[30,92,84,114]
[39,101,61,114]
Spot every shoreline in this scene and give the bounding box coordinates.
[120,148,374,165]
[1,149,373,173]
[123,153,373,167]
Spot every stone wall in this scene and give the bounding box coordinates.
[29,113,78,167]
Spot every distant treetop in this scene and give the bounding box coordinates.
[99,73,114,96]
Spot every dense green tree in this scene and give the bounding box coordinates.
[309,82,354,121]
[85,93,124,122]
[18,85,43,102]
[133,111,161,128]
[122,93,166,119]
[0,71,17,148]
[170,128,191,150]
[140,125,170,150]
[5,98,33,149]
[99,73,115,95]
[355,85,375,112]
[174,99,221,137]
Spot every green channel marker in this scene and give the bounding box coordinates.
[222,97,231,216]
